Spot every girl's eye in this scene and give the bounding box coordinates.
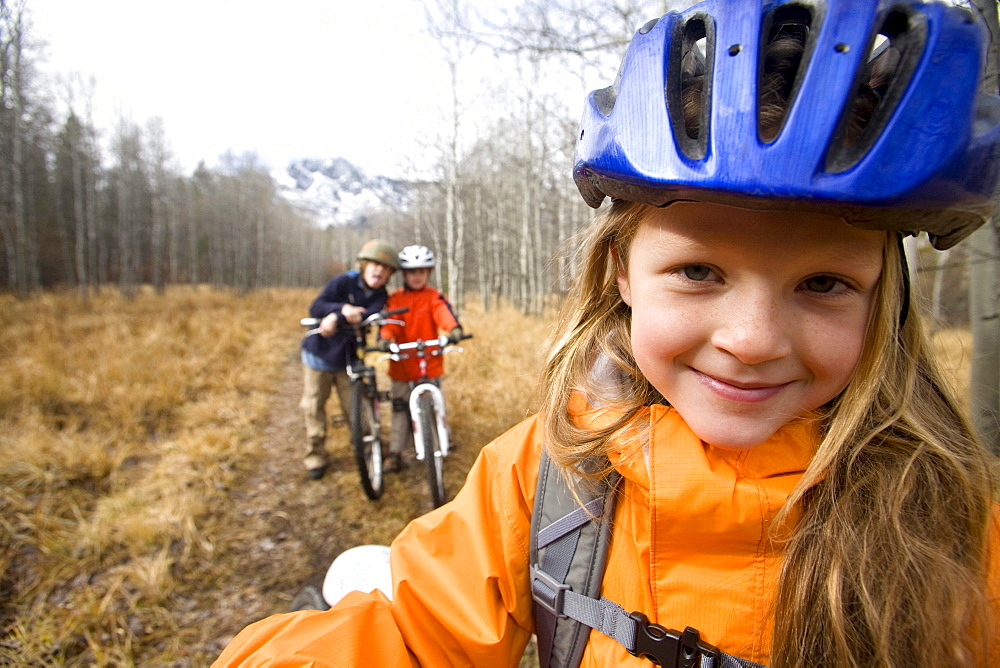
[802,275,845,294]
[682,264,714,281]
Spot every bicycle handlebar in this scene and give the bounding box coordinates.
[368,333,473,356]
[357,307,408,329]
[300,307,410,336]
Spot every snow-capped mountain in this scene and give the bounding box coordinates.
[272,157,411,227]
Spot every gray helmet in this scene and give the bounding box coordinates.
[357,239,399,270]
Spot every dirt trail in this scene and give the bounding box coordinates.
[200,352,471,656]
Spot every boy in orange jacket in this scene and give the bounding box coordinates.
[377,245,462,473]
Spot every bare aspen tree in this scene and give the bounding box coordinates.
[444,48,463,308]
[111,116,146,299]
[55,73,100,296]
[71,114,87,293]
[424,0,473,309]
[146,117,171,294]
[79,76,102,290]
[191,163,213,286]
[518,57,536,314]
[0,0,14,290]
[54,109,87,291]
[968,0,1000,452]
[168,178,184,284]
[500,156,521,302]
[0,0,29,294]
[929,247,950,330]
[431,192,446,274]
[10,0,49,294]
[471,178,489,308]
[969,225,1000,452]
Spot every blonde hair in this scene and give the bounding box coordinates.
[539,201,997,665]
[771,238,996,666]
[539,200,655,476]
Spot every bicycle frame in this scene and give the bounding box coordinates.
[384,336,455,460]
[379,333,471,508]
[300,309,407,500]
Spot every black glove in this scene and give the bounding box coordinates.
[448,327,463,344]
[376,338,392,352]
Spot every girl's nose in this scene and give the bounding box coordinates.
[710,291,793,365]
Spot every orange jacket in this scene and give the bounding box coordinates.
[215,404,1000,667]
[379,286,460,382]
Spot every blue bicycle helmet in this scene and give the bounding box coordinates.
[574,0,1000,249]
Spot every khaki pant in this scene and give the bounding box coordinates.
[300,366,352,471]
[390,377,442,457]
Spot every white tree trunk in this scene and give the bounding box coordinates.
[969,224,1000,453]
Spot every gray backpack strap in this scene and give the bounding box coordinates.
[529,450,767,668]
[530,450,620,668]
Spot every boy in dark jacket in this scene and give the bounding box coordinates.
[300,239,398,480]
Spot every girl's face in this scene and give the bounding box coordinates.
[404,268,432,290]
[617,202,885,450]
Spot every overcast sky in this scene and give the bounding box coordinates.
[29,0,486,178]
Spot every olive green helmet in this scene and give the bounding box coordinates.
[356,239,399,270]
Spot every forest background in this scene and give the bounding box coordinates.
[2,0,691,311]
[0,0,995,324]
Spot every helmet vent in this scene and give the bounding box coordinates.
[669,14,714,159]
[758,3,815,143]
[826,6,927,173]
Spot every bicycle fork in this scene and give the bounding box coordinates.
[409,382,449,461]
[347,367,382,425]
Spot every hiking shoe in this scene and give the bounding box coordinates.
[384,453,405,474]
[307,465,327,480]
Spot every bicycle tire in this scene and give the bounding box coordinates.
[350,377,384,501]
[419,393,446,507]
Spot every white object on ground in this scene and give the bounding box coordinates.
[322,544,393,606]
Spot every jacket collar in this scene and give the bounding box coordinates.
[568,394,819,488]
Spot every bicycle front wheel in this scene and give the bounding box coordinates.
[418,393,446,508]
[350,377,384,501]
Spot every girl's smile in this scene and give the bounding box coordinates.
[617,201,886,450]
[692,370,791,403]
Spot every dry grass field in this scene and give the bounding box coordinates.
[0,287,553,665]
[0,287,977,666]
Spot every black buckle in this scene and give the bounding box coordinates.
[530,566,569,618]
[627,613,721,668]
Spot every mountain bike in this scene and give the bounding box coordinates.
[381,333,472,508]
[301,308,407,500]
